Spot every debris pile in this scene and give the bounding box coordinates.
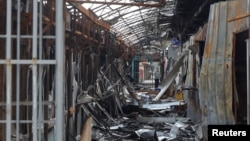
[77,84,202,141]
[90,106,203,141]
[74,63,203,141]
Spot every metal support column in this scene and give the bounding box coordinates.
[16,0,21,140]
[38,1,44,140]
[5,1,12,141]
[32,1,38,141]
[55,0,65,140]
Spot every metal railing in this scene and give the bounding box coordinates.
[0,0,64,140]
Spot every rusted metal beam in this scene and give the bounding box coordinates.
[67,0,165,7]
[227,13,250,22]
[68,3,111,30]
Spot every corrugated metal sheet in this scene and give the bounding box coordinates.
[183,35,202,122]
[200,0,248,138]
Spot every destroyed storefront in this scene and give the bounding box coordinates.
[182,0,250,140]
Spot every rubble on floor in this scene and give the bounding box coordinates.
[78,84,203,141]
[73,64,203,140]
[90,108,202,141]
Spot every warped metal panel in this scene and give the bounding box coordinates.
[183,36,202,122]
[200,0,248,137]
[153,53,187,101]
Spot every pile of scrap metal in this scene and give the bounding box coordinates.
[91,117,202,141]
[75,62,203,141]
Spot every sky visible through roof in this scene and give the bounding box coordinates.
[69,0,176,47]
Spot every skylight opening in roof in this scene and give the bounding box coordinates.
[122,11,140,19]
[111,20,143,31]
[123,18,143,25]
[108,4,123,10]
[113,25,129,33]
[95,8,113,17]
[127,20,143,27]
[77,0,169,46]
[81,0,131,11]
[82,3,101,10]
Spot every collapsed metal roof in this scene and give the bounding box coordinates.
[65,0,226,48]
[66,0,177,47]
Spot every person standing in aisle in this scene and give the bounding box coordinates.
[154,68,161,91]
